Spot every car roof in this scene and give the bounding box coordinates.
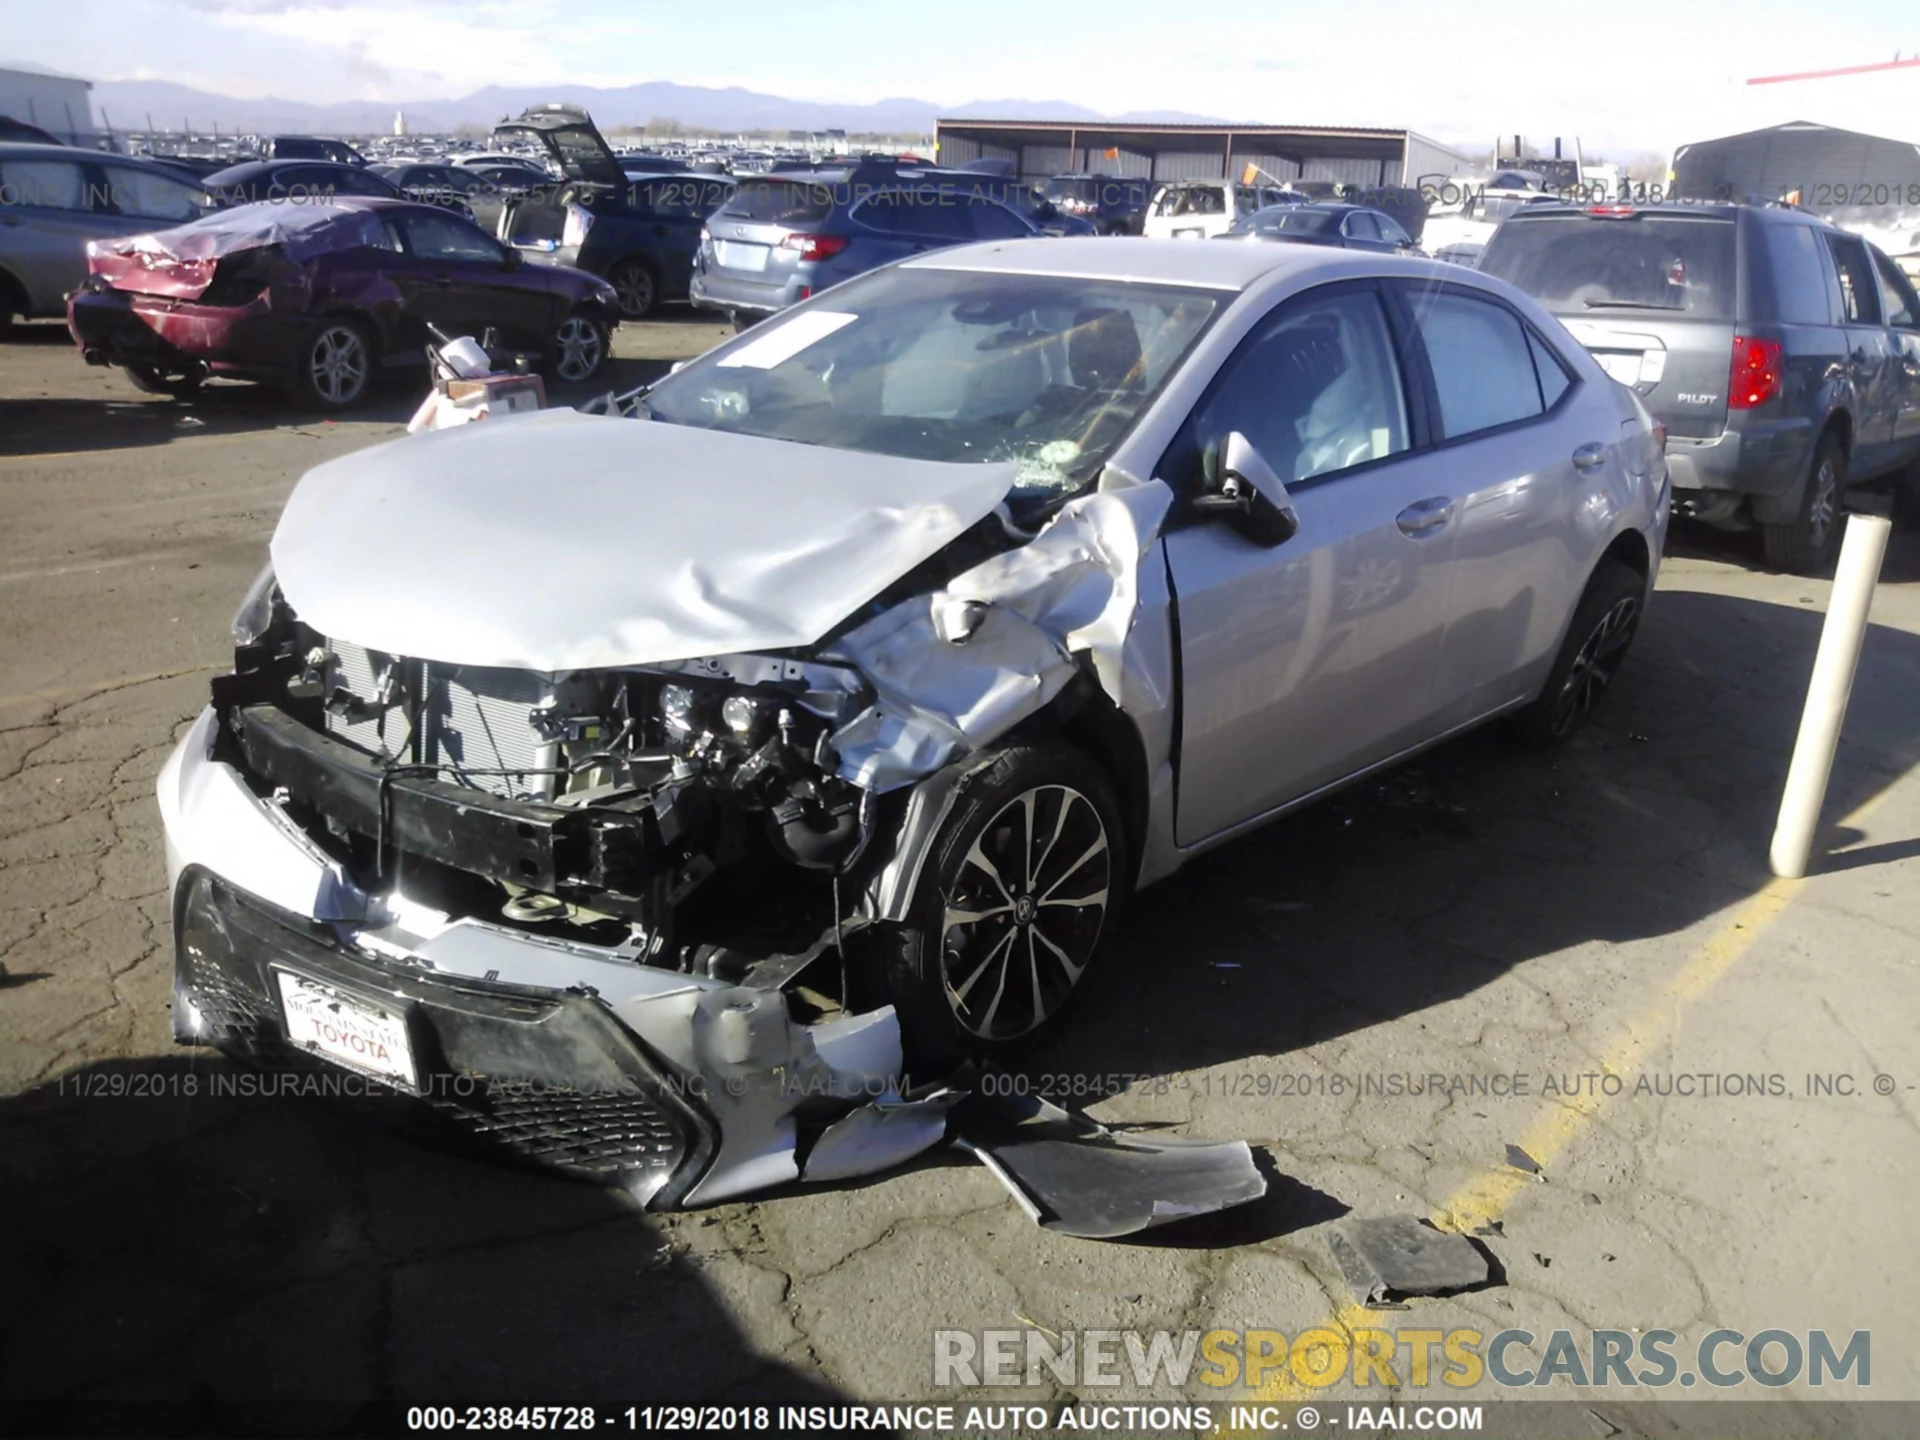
[903,235,1374,289]
[0,141,191,170]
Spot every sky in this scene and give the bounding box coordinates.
[5,0,1920,155]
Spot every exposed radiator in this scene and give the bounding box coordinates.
[322,641,557,801]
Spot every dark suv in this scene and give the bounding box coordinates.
[1480,201,1920,570]
[487,105,735,318]
[1043,174,1150,234]
[689,160,1040,324]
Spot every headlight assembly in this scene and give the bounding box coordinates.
[231,563,279,647]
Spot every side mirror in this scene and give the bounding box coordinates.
[1191,431,1300,546]
[501,247,523,269]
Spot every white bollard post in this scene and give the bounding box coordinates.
[1769,512,1893,878]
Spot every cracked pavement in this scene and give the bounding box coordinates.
[3,316,1918,1427]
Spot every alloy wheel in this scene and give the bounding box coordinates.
[939,785,1110,1042]
[611,263,654,318]
[1549,595,1640,738]
[1807,459,1838,554]
[552,316,603,382]
[308,326,367,406]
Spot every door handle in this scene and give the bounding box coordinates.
[432,274,453,287]
[1395,497,1454,535]
[1572,442,1608,472]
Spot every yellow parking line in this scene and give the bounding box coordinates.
[1219,782,1899,1422]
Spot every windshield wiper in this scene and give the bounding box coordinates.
[1583,299,1686,311]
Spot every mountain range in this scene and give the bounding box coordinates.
[82,77,1232,138]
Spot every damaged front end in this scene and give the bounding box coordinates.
[160,392,1257,1229]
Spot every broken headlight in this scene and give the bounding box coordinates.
[230,563,279,647]
[659,682,697,734]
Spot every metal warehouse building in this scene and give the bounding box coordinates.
[1670,120,1920,202]
[0,65,98,146]
[933,119,1469,190]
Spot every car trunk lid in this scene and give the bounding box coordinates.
[706,178,836,280]
[493,105,627,190]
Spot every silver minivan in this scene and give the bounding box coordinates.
[0,143,206,328]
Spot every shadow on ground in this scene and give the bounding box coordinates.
[0,1056,856,1426]
[1029,571,1920,1086]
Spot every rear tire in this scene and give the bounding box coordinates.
[1515,558,1645,751]
[294,318,373,410]
[1761,434,1844,573]
[545,309,609,383]
[606,258,656,320]
[880,743,1126,1069]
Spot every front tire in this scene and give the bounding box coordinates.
[294,318,372,410]
[545,309,609,383]
[1762,433,1844,573]
[883,744,1126,1067]
[1516,558,1645,751]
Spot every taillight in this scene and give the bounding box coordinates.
[780,233,848,263]
[561,202,595,249]
[1652,420,1667,455]
[1728,336,1783,409]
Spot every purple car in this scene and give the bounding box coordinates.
[67,197,620,408]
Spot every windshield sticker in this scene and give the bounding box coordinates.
[717,311,859,370]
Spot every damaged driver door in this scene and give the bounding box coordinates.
[1161,280,1463,846]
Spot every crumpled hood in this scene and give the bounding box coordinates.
[272,408,1015,671]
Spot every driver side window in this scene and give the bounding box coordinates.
[1177,286,1410,488]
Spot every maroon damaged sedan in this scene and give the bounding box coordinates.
[68,197,621,408]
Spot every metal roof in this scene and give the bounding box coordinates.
[936,119,1415,138]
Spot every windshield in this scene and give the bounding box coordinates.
[721,178,837,225]
[644,268,1221,500]
[1480,213,1738,317]
[1154,185,1224,217]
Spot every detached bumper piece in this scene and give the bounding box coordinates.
[956,1090,1268,1239]
[172,869,715,1206]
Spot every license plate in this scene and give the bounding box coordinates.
[715,240,769,273]
[276,972,416,1086]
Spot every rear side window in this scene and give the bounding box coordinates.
[967,200,1031,240]
[723,179,835,225]
[102,165,202,222]
[1825,234,1882,325]
[1409,290,1546,438]
[1872,248,1920,330]
[1762,222,1834,326]
[1528,331,1572,409]
[1480,214,1737,319]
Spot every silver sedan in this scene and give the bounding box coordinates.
[160,237,1667,1205]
